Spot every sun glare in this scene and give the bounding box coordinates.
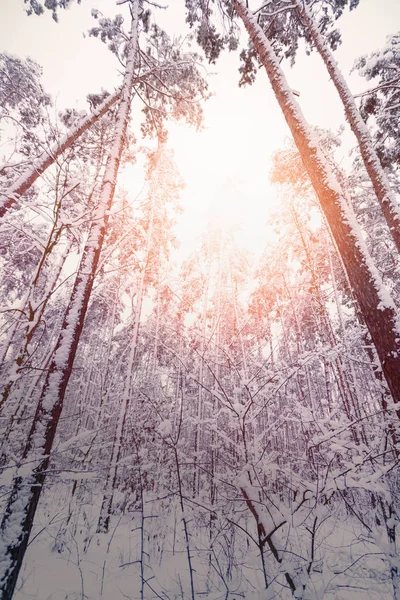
[167,106,284,261]
[2,1,400,598]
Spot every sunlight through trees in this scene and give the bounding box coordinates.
[0,1,399,599]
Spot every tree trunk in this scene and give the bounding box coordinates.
[233,0,400,415]
[0,239,72,412]
[0,6,139,597]
[291,0,400,254]
[96,267,145,533]
[97,169,157,533]
[0,92,119,219]
[192,265,209,497]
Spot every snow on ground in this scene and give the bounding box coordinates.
[11,485,395,600]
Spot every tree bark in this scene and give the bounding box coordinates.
[291,0,400,254]
[0,5,139,597]
[97,156,157,533]
[0,234,72,412]
[0,91,119,219]
[233,0,400,416]
[96,266,145,533]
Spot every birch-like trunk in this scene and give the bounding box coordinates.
[152,271,161,373]
[291,0,400,254]
[233,0,400,415]
[0,92,119,219]
[192,265,209,497]
[97,169,157,533]
[0,6,139,597]
[96,269,145,533]
[290,207,363,435]
[94,279,122,431]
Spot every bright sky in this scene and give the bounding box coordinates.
[1,0,400,263]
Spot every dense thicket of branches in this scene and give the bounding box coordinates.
[0,1,399,599]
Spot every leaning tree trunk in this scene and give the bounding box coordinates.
[291,0,400,254]
[0,91,119,219]
[0,237,66,374]
[0,5,139,597]
[233,0,400,415]
[0,233,72,411]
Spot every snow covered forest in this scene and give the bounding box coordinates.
[0,0,400,598]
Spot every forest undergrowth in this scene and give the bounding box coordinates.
[1,0,400,599]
